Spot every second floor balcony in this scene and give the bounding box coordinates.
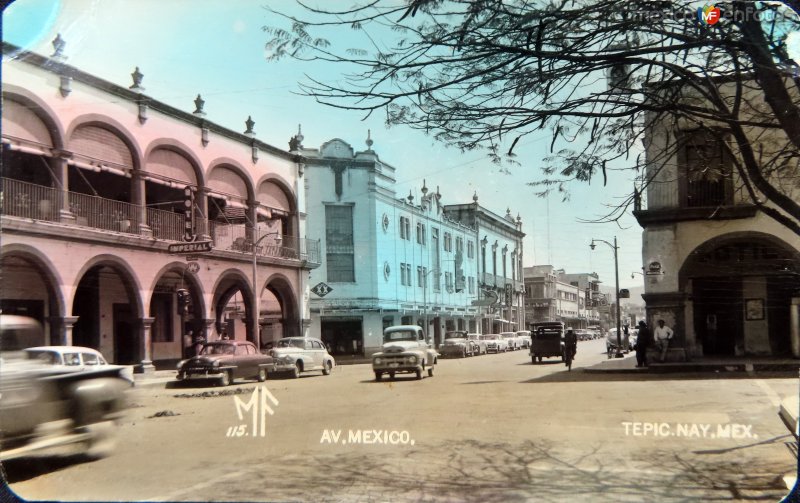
[1,177,320,267]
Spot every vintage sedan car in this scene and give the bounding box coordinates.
[439,331,479,358]
[516,330,532,349]
[176,340,272,386]
[499,331,521,350]
[24,346,135,384]
[479,334,508,353]
[373,325,437,380]
[0,317,130,461]
[268,337,335,378]
[605,327,631,356]
[467,333,487,355]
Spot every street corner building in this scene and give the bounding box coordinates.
[1,39,320,371]
[634,77,800,360]
[297,137,525,358]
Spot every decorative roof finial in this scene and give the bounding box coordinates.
[296,124,304,144]
[421,179,428,194]
[473,191,479,203]
[365,129,374,151]
[289,124,304,151]
[130,67,144,91]
[407,190,414,204]
[436,186,441,200]
[517,213,522,223]
[193,94,206,116]
[244,116,256,136]
[51,34,66,60]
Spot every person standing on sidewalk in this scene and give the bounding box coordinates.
[654,319,674,363]
[635,320,652,367]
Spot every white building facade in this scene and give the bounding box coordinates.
[302,137,524,357]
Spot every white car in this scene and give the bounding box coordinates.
[269,337,336,378]
[479,334,509,353]
[499,331,521,350]
[24,346,135,384]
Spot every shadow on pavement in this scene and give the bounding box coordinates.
[2,454,93,484]
[181,439,792,502]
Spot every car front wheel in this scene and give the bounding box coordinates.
[257,368,267,382]
[322,360,332,375]
[428,365,434,378]
[374,371,382,381]
[292,362,302,379]
[219,370,231,387]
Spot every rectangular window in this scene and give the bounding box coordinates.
[467,241,475,259]
[456,237,463,255]
[444,232,452,252]
[445,272,453,291]
[468,277,475,294]
[399,216,411,240]
[681,129,732,207]
[326,205,355,282]
[417,266,428,288]
[416,223,426,245]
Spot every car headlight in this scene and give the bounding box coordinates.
[374,357,382,365]
[213,360,221,367]
[281,355,294,364]
[407,355,417,364]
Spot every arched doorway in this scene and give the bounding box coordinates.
[72,261,141,364]
[681,233,800,356]
[0,251,63,346]
[259,275,300,348]
[212,272,254,342]
[150,266,205,361]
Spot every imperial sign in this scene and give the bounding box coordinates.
[168,241,213,254]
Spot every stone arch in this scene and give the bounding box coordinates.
[147,261,207,318]
[65,114,143,170]
[207,157,255,202]
[679,231,800,357]
[211,268,255,341]
[71,254,145,318]
[1,244,66,345]
[261,272,300,340]
[2,85,66,149]
[143,139,206,187]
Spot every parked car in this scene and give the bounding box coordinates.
[467,333,487,355]
[479,334,509,353]
[605,327,631,356]
[439,331,479,358]
[500,331,520,350]
[516,330,532,349]
[24,346,135,384]
[574,329,592,341]
[0,316,130,461]
[269,337,335,378]
[176,340,273,386]
[373,325,437,380]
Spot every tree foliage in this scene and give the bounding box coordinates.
[264,1,800,235]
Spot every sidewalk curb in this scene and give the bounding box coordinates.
[584,363,800,374]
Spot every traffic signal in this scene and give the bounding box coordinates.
[176,289,190,316]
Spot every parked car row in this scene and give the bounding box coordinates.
[440,331,531,358]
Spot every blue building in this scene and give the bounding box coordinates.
[300,134,525,357]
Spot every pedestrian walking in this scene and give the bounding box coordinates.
[183,330,194,359]
[654,319,674,362]
[635,320,652,367]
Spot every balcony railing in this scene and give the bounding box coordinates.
[1,178,62,223]
[1,177,321,266]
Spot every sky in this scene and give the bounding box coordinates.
[4,0,798,290]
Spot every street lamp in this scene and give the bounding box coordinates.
[590,237,624,358]
[252,231,282,345]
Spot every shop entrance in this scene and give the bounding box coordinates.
[320,319,363,356]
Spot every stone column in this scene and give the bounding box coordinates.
[791,297,800,359]
[131,171,153,237]
[198,187,211,241]
[51,152,76,223]
[50,316,80,346]
[137,317,156,374]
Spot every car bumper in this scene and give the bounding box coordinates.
[270,362,298,373]
[373,362,421,373]
[439,347,466,356]
[177,369,225,381]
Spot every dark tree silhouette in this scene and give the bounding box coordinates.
[265,1,800,234]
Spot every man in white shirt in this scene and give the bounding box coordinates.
[654,319,674,363]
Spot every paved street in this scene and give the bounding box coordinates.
[6,339,798,502]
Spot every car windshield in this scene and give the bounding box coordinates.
[480,335,497,340]
[276,339,305,348]
[384,330,417,342]
[200,343,235,355]
[445,333,465,339]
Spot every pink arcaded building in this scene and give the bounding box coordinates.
[1,38,319,371]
